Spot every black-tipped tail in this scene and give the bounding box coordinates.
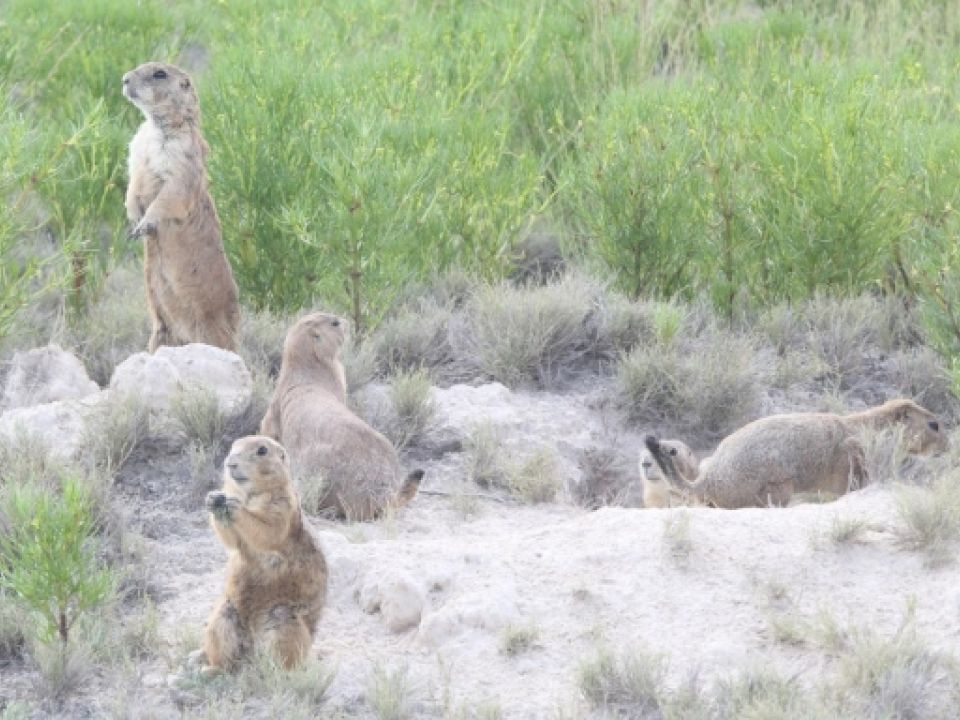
[396,469,424,507]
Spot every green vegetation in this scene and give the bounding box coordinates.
[0,478,116,645]
[3,0,960,357]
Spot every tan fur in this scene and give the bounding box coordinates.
[122,61,240,353]
[201,436,327,672]
[687,399,947,509]
[639,439,700,508]
[260,312,421,520]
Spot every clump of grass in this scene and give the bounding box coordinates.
[828,516,872,546]
[890,347,957,421]
[500,624,541,657]
[507,447,562,504]
[662,511,693,563]
[712,670,817,719]
[238,306,294,379]
[373,298,454,376]
[0,590,26,662]
[455,274,598,389]
[368,664,412,720]
[388,368,436,449]
[343,336,378,394]
[831,613,960,719]
[577,646,666,718]
[593,293,655,356]
[856,425,911,488]
[171,385,227,450]
[81,391,151,475]
[572,445,636,509]
[0,431,65,490]
[450,491,483,521]
[895,475,960,565]
[464,423,509,490]
[61,263,150,386]
[617,330,759,437]
[32,639,95,700]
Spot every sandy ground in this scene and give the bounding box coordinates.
[2,382,958,719]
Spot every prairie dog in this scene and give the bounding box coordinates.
[123,61,240,353]
[202,435,327,672]
[260,312,422,520]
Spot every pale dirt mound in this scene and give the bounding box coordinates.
[2,380,957,719]
[147,484,957,719]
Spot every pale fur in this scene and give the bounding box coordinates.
[260,312,422,521]
[123,61,240,352]
[684,399,947,509]
[202,435,327,672]
[639,437,700,508]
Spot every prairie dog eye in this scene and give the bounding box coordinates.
[152,69,168,80]
[330,318,341,327]
[257,446,268,456]
[669,448,678,456]
[929,420,940,432]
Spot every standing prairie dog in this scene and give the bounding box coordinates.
[639,436,700,508]
[260,312,422,520]
[122,61,240,352]
[202,436,327,672]
[670,399,947,509]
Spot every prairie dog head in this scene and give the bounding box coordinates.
[122,62,199,127]
[223,435,291,502]
[640,436,699,487]
[282,311,347,376]
[881,399,948,455]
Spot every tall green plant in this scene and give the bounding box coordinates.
[0,478,116,645]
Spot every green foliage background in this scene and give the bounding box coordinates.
[2,0,960,342]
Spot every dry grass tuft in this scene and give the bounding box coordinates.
[454,274,598,389]
[578,646,666,718]
[572,445,637,509]
[81,391,151,476]
[368,663,412,720]
[387,368,436,449]
[508,447,563,504]
[662,511,693,563]
[464,423,509,490]
[171,385,227,450]
[617,329,759,437]
[895,474,960,566]
[499,624,541,657]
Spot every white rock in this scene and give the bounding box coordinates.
[2,344,99,409]
[109,343,252,417]
[0,393,107,460]
[359,570,425,633]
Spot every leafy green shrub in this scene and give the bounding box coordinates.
[0,477,116,645]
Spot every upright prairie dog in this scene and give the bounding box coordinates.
[260,312,422,520]
[639,436,700,508]
[202,435,327,672]
[122,61,240,352]
[663,399,947,509]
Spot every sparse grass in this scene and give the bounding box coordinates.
[857,425,911,488]
[895,475,960,565]
[578,646,666,718]
[455,275,598,389]
[711,670,818,720]
[238,306,294,379]
[500,624,541,657]
[0,590,26,661]
[187,441,221,505]
[662,511,693,563]
[171,385,227,451]
[388,368,436,449]
[368,663,412,720]
[507,447,562,504]
[450,488,483,521]
[81,390,150,475]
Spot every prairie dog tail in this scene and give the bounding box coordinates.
[395,469,424,508]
